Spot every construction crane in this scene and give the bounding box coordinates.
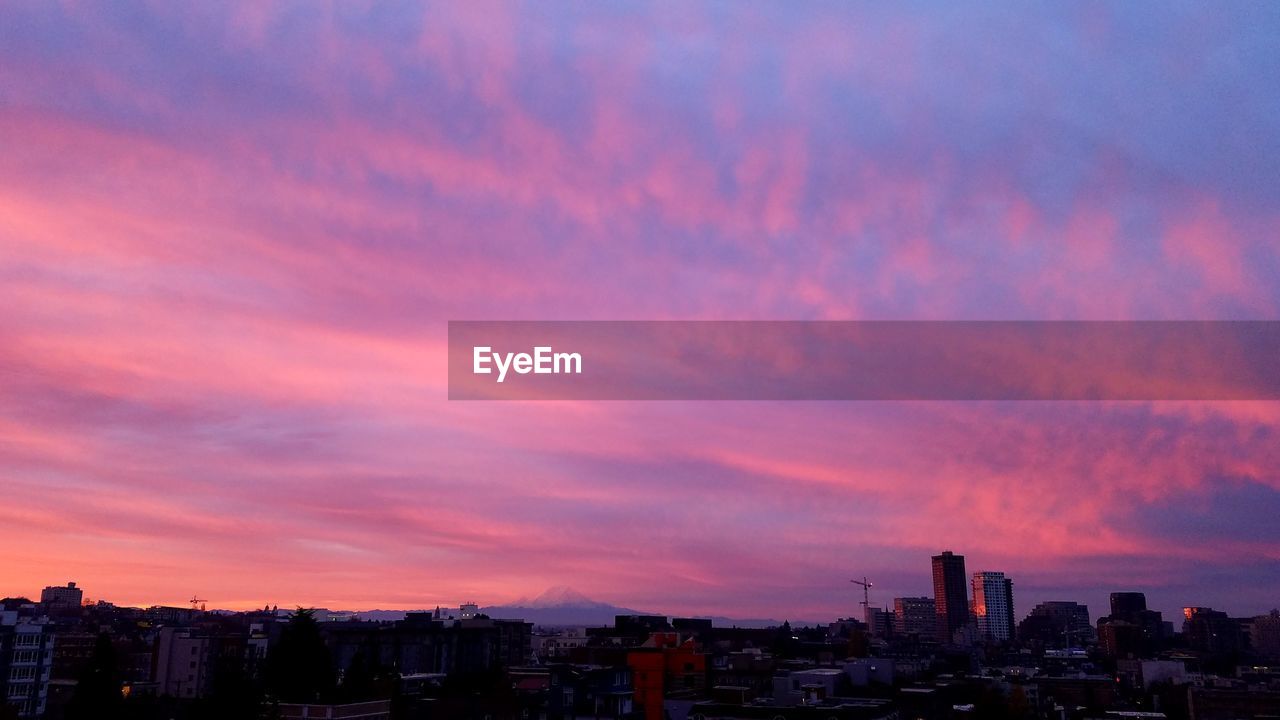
[190,595,207,612]
[850,577,872,621]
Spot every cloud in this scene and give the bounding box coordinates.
[0,1,1278,619]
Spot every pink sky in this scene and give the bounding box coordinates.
[1,2,1279,623]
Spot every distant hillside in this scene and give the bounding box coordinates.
[341,587,815,628]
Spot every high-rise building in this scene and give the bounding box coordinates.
[894,597,937,638]
[932,551,968,642]
[1097,591,1165,657]
[1110,592,1147,619]
[1182,607,1242,657]
[971,571,1014,642]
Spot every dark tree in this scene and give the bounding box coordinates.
[339,649,375,703]
[66,633,123,720]
[771,620,800,658]
[196,648,263,719]
[262,608,337,703]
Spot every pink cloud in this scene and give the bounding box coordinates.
[0,2,1277,620]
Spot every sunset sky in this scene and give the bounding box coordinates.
[2,2,1279,623]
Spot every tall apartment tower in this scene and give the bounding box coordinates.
[932,551,969,642]
[972,571,1015,642]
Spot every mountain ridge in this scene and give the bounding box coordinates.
[343,587,818,628]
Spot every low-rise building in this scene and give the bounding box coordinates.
[0,616,55,719]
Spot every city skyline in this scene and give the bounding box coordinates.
[2,553,1269,632]
[2,3,1280,624]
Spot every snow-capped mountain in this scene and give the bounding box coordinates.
[350,587,806,628]
[509,586,618,609]
[484,586,647,625]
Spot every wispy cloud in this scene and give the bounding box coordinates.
[1,1,1278,620]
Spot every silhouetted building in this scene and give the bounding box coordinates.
[894,597,936,638]
[971,571,1014,643]
[0,616,55,719]
[1248,609,1280,661]
[155,628,216,699]
[48,631,96,681]
[39,583,82,610]
[323,614,532,681]
[1099,621,1145,659]
[1097,591,1165,657]
[517,663,634,718]
[866,607,895,638]
[614,615,671,639]
[1035,676,1117,714]
[672,617,713,640]
[1182,607,1242,658]
[1018,601,1091,647]
[932,551,968,643]
[1110,592,1147,619]
[1188,686,1280,720]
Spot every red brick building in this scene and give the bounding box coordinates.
[626,633,706,720]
